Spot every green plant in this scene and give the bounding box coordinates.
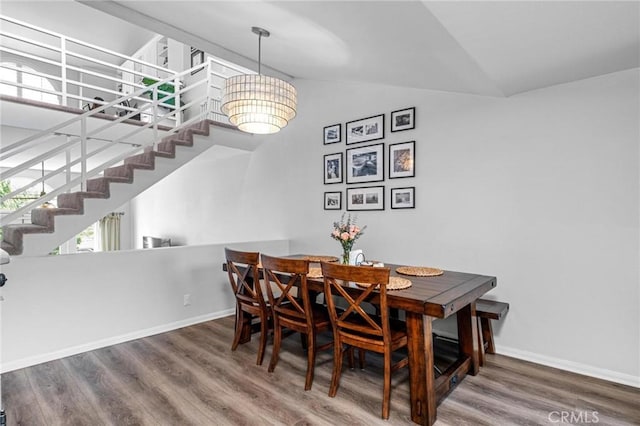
[0,180,27,211]
[141,77,183,107]
[0,179,39,240]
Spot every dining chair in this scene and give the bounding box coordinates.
[261,254,332,390]
[225,247,270,365]
[320,262,409,420]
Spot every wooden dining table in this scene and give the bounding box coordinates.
[226,258,497,425]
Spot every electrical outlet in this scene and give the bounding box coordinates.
[183,294,191,306]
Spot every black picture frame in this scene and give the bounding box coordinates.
[190,48,204,75]
[346,143,384,184]
[390,187,415,209]
[323,123,341,144]
[323,152,343,184]
[389,141,415,179]
[391,107,415,132]
[345,114,385,145]
[324,191,342,210]
[347,186,385,211]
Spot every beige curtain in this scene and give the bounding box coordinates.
[99,212,122,251]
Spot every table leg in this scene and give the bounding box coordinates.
[406,312,437,426]
[457,303,479,376]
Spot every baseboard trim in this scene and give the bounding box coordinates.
[497,345,640,388]
[1,309,235,373]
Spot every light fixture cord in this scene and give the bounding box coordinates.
[257,32,262,75]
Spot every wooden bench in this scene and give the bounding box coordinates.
[476,299,509,366]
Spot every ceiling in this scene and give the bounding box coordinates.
[2,1,639,97]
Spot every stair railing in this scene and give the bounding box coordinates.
[0,14,177,111]
[0,14,252,227]
[0,57,236,226]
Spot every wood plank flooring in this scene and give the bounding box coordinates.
[2,315,639,425]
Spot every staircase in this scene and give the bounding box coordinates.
[0,15,261,257]
[1,119,226,256]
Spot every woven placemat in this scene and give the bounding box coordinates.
[355,276,412,291]
[396,266,444,277]
[307,267,323,279]
[302,255,339,263]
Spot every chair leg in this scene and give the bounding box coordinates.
[256,312,268,365]
[304,332,316,391]
[477,316,485,367]
[329,341,343,397]
[231,307,244,351]
[347,346,355,369]
[358,349,366,370]
[268,318,282,372]
[382,349,392,420]
[481,317,495,354]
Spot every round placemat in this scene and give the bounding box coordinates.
[302,255,339,263]
[355,276,412,290]
[307,267,323,279]
[396,266,444,277]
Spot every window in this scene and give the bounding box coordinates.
[0,62,60,104]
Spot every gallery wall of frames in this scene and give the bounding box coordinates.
[322,107,416,212]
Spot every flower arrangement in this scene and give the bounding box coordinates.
[330,213,367,264]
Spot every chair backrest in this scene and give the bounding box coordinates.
[225,247,265,307]
[320,262,391,343]
[261,254,312,328]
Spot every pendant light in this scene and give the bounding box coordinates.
[221,27,297,134]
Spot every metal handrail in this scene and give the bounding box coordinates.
[0,13,248,227]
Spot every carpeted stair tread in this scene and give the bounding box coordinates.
[57,191,109,210]
[86,176,132,194]
[32,207,80,218]
[104,165,134,179]
[153,150,176,158]
[165,138,192,146]
[3,223,50,235]
[31,207,81,227]
[1,240,18,255]
[143,146,175,158]
[124,151,157,166]
[122,160,154,169]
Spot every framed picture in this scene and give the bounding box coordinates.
[391,107,415,132]
[324,191,342,210]
[190,48,204,75]
[346,143,384,184]
[391,187,415,209]
[323,123,341,144]
[389,141,415,179]
[346,114,384,145]
[347,186,385,211]
[323,152,343,184]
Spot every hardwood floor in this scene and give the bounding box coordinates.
[2,316,638,425]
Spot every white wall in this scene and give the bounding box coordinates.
[283,70,640,385]
[130,142,287,247]
[129,69,639,385]
[0,239,289,372]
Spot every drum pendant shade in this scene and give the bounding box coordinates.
[221,27,297,134]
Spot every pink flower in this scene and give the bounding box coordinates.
[332,230,340,237]
[340,232,350,241]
